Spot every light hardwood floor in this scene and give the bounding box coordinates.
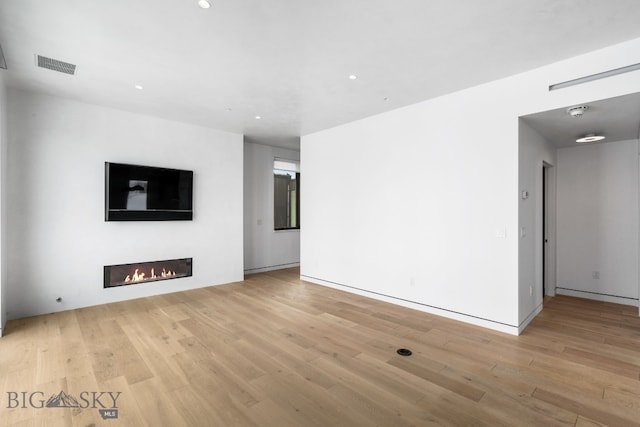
[1,268,640,426]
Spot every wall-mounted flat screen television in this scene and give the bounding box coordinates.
[105,162,193,221]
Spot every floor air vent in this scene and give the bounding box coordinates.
[36,55,76,75]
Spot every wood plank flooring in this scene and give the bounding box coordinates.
[1,268,640,426]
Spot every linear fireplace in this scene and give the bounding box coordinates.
[104,258,192,288]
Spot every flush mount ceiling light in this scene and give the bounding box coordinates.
[134,84,143,90]
[198,0,211,9]
[567,105,589,118]
[348,74,357,80]
[255,115,261,120]
[576,133,605,143]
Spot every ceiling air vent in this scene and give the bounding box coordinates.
[36,55,77,75]
[549,62,640,91]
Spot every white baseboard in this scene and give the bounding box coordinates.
[518,302,543,334]
[245,262,300,275]
[301,275,520,336]
[556,287,638,307]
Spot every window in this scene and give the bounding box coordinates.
[274,159,300,230]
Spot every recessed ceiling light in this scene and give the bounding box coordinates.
[134,85,143,90]
[348,74,357,80]
[383,97,389,101]
[255,115,261,120]
[576,133,605,143]
[198,0,211,9]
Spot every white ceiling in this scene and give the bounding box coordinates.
[522,92,640,148]
[1,1,640,150]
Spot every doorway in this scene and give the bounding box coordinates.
[542,162,555,298]
[542,164,546,299]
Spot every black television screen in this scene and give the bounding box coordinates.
[105,162,193,221]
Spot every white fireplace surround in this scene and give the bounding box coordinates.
[3,91,244,321]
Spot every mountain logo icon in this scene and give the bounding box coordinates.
[45,391,80,408]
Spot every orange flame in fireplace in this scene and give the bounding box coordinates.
[124,267,176,283]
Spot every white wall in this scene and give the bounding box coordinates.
[302,87,520,333]
[301,37,640,334]
[518,119,556,328]
[6,90,244,320]
[556,139,639,304]
[244,141,300,273]
[0,72,7,335]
